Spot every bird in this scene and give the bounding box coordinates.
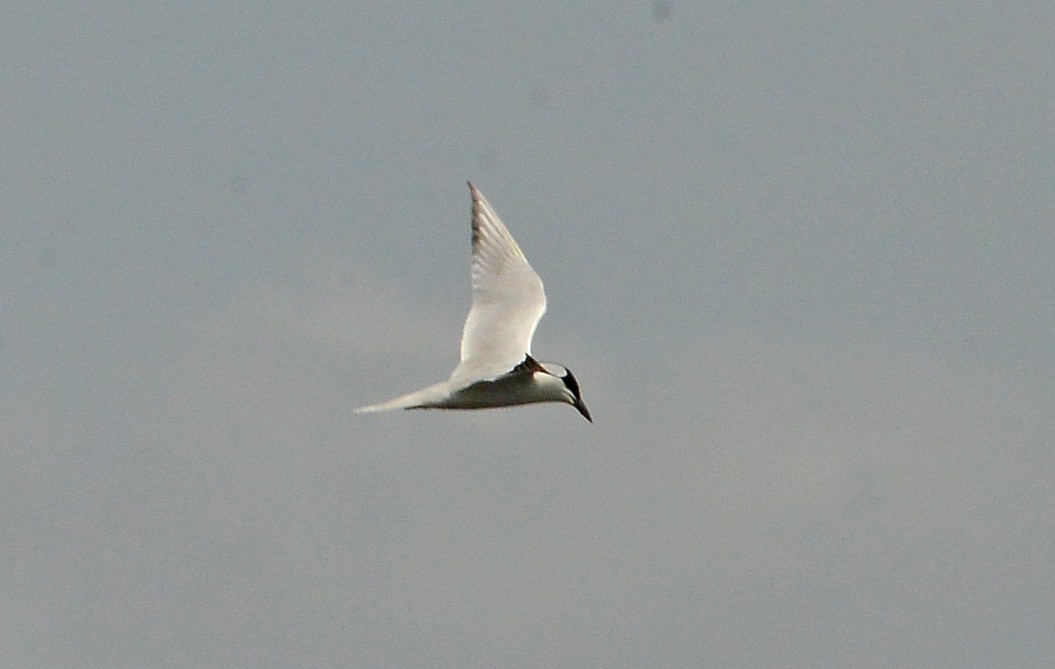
[354,182,591,422]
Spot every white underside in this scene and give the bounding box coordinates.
[353,371,567,413]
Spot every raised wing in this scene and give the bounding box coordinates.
[453,182,547,382]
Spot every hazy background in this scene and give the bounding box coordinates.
[4,2,1054,667]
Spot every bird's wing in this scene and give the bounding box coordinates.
[451,182,547,385]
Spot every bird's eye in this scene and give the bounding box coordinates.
[562,372,581,398]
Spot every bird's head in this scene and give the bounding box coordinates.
[539,362,592,423]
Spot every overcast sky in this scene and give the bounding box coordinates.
[4,2,1054,667]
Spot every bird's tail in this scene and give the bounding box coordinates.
[353,382,450,414]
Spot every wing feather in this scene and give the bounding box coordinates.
[453,183,546,383]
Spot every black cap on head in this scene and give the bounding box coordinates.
[562,370,592,422]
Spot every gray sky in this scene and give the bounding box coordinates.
[4,2,1054,667]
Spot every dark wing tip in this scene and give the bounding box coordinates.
[470,185,482,247]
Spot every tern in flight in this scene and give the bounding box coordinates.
[355,182,591,421]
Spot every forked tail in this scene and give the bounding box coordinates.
[353,382,450,414]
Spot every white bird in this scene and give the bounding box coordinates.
[355,182,591,422]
